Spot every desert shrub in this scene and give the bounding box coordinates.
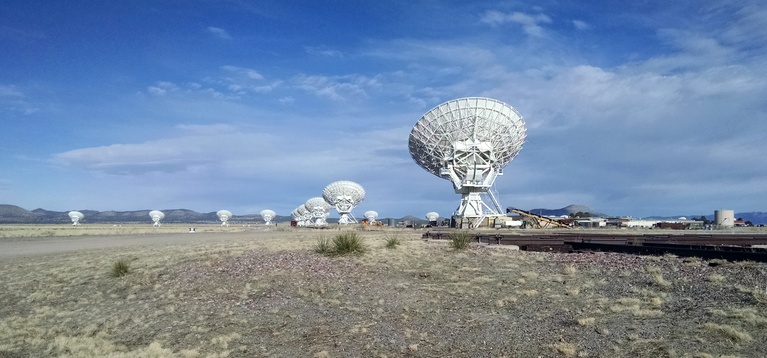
[332,232,366,256]
[449,231,473,250]
[314,237,333,255]
[111,259,130,278]
[384,235,401,249]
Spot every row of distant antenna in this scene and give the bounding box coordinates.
[67,209,276,226]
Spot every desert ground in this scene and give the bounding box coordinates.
[1,224,767,357]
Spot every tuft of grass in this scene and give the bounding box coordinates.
[315,232,367,257]
[702,322,753,344]
[110,259,130,278]
[384,235,401,249]
[707,273,725,283]
[314,237,333,255]
[563,265,578,276]
[332,231,366,256]
[448,231,473,250]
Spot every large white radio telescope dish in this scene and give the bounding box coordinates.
[426,212,440,222]
[294,206,311,227]
[216,210,232,226]
[291,208,302,226]
[149,210,165,226]
[305,197,331,227]
[260,209,276,225]
[409,97,526,228]
[68,211,84,226]
[323,181,365,224]
[364,210,378,223]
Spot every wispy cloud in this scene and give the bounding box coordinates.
[572,20,591,31]
[305,46,345,58]
[480,10,552,37]
[206,26,232,39]
[0,84,39,115]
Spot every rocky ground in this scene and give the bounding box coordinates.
[1,228,766,357]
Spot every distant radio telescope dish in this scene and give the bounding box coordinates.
[260,209,276,225]
[305,197,331,227]
[323,181,365,224]
[68,211,84,226]
[426,212,440,222]
[291,208,302,226]
[294,206,311,227]
[409,97,526,228]
[149,210,165,226]
[217,210,232,226]
[364,210,378,223]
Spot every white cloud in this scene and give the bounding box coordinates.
[572,20,590,31]
[293,74,379,101]
[305,46,344,58]
[206,26,232,40]
[480,10,552,37]
[221,65,263,80]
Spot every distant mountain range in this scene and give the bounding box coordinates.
[2,204,766,225]
[0,205,291,224]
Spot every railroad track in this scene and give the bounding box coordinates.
[422,230,767,261]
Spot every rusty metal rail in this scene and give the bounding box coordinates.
[422,230,767,260]
[567,241,767,262]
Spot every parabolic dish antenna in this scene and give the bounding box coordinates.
[322,181,365,224]
[364,210,378,223]
[409,97,526,228]
[295,206,311,227]
[260,209,276,225]
[68,211,84,226]
[291,208,302,226]
[217,210,232,226]
[149,210,165,227]
[426,212,440,223]
[305,197,331,227]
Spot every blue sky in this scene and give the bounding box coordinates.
[2,0,766,219]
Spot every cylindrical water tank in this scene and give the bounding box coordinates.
[714,210,735,227]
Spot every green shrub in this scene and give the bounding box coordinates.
[449,231,474,250]
[111,259,130,278]
[332,232,366,256]
[314,237,333,255]
[384,235,401,249]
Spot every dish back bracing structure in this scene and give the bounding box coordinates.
[260,209,276,225]
[293,206,311,227]
[305,197,331,227]
[68,211,84,226]
[323,181,365,224]
[217,210,232,226]
[149,210,165,226]
[409,97,526,228]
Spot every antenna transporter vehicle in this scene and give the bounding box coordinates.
[323,181,365,225]
[409,97,526,228]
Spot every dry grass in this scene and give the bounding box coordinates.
[1,226,767,357]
